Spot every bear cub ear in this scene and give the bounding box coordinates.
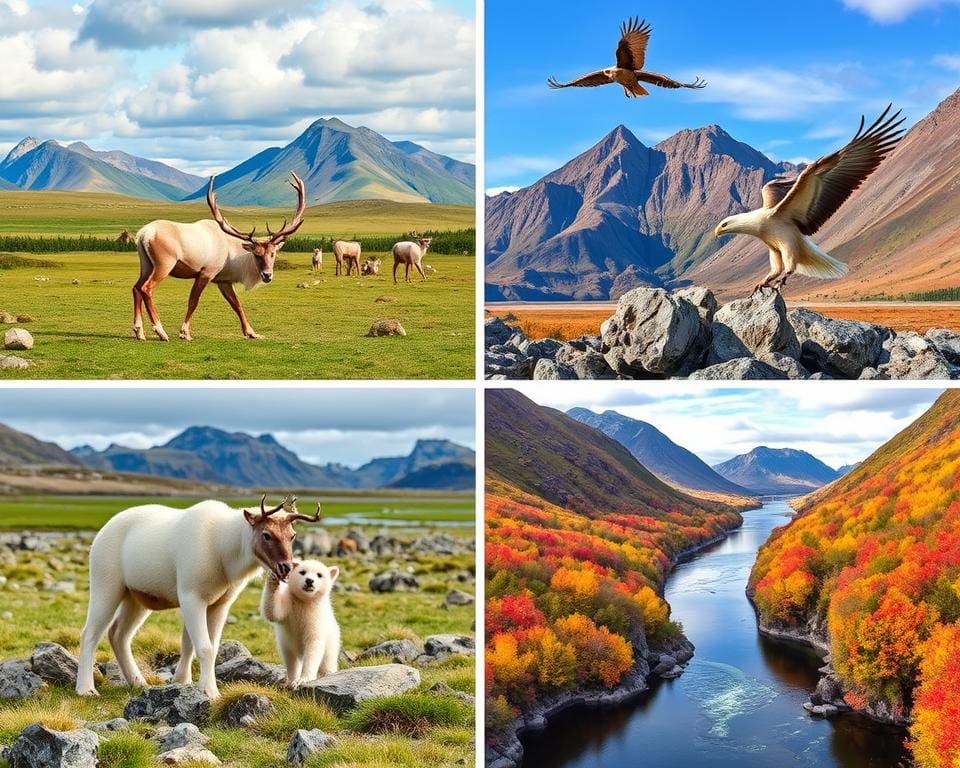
[327,566,339,583]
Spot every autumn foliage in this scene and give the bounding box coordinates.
[485,476,741,728]
[749,391,960,768]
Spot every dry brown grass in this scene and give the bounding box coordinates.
[799,305,960,333]
[487,309,609,341]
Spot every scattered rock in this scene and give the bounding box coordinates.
[0,310,16,323]
[532,358,577,380]
[803,702,839,717]
[789,308,886,378]
[423,635,475,659]
[297,664,421,714]
[123,684,210,726]
[221,693,274,727]
[6,724,98,768]
[600,287,703,376]
[651,654,678,676]
[485,350,532,379]
[86,718,128,732]
[708,291,800,364]
[926,328,960,365]
[0,659,43,697]
[157,723,209,752]
[215,654,284,686]
[443,589,474,607]
[675,286,718,325]
[3,329,33,351]
[375,295,398,303]
[357,639,421,664]
[368,570,420,593]
[485,317,514,346]
[214,640,250,666]
[688,358,787,380]
[879,332,957,379]
[756,352,810,380]
[0,355,30,370]
[366,319,406,337]
[428,680,475,706]
[16,314,33,323]
[555,345,616,379]
[286,729,336,765]
[31,642,79,685]
[158,745,221,765]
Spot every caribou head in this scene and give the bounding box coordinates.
[206,172,307,284]
[244,494,322,581]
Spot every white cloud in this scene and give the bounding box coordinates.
[933,53,960,71]
[486,186,519,196]
[486,154,561,179]
[843,0,960,22]
[692,67,848,120]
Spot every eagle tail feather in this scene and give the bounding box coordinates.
[794,237,848,279]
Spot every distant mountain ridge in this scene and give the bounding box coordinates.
[567,408,754,497]
[71,426,474,491]
[1,118,474,206]
[712,446,839,495]
[485,123,796,301]
[0,423,83,467]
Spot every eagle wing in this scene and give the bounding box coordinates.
[547,71,613,89]
[635,72,707,90]
[761,176,799,209]
[615,17,651,70]
[772,105,906,236]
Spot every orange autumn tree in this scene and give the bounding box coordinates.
[749,391,960,768]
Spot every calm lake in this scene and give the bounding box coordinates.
[522,500,909,768]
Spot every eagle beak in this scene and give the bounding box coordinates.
[714,225,724,238]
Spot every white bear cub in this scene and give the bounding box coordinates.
[260,559,341,688]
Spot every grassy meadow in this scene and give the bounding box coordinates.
[0,192,475,379]
[0,493,476,768]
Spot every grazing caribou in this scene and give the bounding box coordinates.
[392,237,432,283]
[332,240,361,277]
[76,495,321,700]
[312,247,323,273]
[132,172,307,341]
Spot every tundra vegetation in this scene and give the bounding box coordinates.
[749,390,960,768]
[0,493,476,768]
[0,191,474,379]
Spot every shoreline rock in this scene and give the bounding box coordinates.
[486,288,960,381]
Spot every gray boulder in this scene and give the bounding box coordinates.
[157,723,209,752]
[31,643,79,685]
[879,332,956,379]
[484,317,515,347]
[287,729,336,765]
[3,328,33,351]
[297,664,420,714]
[532,358,577,380]
[158,744,221,765]
[0,659,43,697]
[803,702,839,717]
[517,337,562,360]
[600,287,703,376]
[369,570,420,593]
[215,654,284,686]
[424,635,475,659]
[221,693,275,728]
[123,684,210,725]
[651,655,678,676]
[926,328,960,365]
[789,308,886,378]
[675,287,718,325]
[214,640,251,665]
[756,352,810,379]
[6,724,98,768]
[444,589,474,607]
[485,351,532,379]
[555,346,616,379]
[689,358,788,380]
[86,718,128,732]
[0,355,30,370]
[357,639,421,664]
[709,291,800,364]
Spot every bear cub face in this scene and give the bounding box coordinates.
[287,559,339,602]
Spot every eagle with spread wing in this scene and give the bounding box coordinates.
[714,105,906,293]
[547,17,707,98]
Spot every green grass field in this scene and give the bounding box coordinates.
[0,494,476,767]
[0,192,475,379]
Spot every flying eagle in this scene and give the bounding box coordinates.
[714,105,906,293]
[547,17,707,98]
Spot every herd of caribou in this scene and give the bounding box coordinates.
[130,171,436,341]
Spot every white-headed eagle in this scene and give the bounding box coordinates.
[547,17,707,98]
[714,105,906,293]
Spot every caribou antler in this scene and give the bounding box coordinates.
[265,172,307,243]
[259,494,296,517]
[287,502,322,525]
[208,176,257,243]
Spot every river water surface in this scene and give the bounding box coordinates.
[522,500,909,768]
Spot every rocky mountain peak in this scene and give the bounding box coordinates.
[2,137,41,165]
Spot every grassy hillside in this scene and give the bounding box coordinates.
[485,390,742,729]
[749,390,960,768]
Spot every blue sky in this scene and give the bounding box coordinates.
[485,0,960,192]
[519,384,943,468]
[0,0,475,175]
[0,387,475,468]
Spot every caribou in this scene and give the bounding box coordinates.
[312,247,323,273]
[392,237,432,283]
[132,172,307,341]
[332,240,361,277]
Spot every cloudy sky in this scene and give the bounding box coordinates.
[512,384,944,469]
[486,0,960,193]
[0,0,475,176]
[0,387,475,468]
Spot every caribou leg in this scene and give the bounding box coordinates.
[132,284,147,341]
[414,261,426,281]
[179,275,212,341]
[217,283,262,339]
[140,265,175,341]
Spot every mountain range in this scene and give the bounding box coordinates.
[486,89,960,302]
[566,408,753,497]
[712,447,840,495]
[0,118,474,206]
[0,423,473,491]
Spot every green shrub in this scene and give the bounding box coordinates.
[344,694,470,738]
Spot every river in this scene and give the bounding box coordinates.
[521,500,910,768]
